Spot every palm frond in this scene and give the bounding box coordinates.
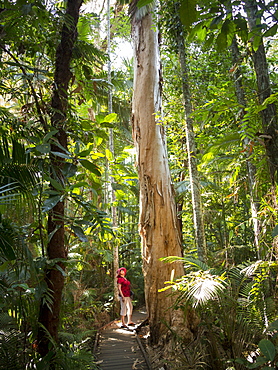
[0,313,26,370]
[239,260,277,277]
[160,255,210,272]
[187,271,227,307]
[166,270,227,308]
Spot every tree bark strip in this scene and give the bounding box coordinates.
[37,0,83,357]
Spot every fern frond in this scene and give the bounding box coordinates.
[160,256,210,272]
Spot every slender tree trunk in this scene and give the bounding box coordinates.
[106,0,119,314]
[175,9,207,262]
[130,1,195,345]
[244,0,278,205]
[37,0,83,357]
[230,37,261,257]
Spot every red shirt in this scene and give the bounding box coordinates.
[117,277,131,297]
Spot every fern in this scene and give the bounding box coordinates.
[0,313,26,370]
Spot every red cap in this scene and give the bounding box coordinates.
[117,267,126,275]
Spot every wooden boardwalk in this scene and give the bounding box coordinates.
[95,308,151,369]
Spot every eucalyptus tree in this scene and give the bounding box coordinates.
[129,0,199,346]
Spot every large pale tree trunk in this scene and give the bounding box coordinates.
[244,0,278,205]
[37,0,83,357]
[130,1,195,345]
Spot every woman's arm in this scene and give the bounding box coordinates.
[118,284,125,300]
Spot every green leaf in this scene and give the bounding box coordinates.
[49,178,64,192]
[0,242,16,261]
[266,319,278,332]
[48,225,61,242]
[252,34,262,51]
[179,0,197,30]
[209,15,223,30]
[247,356,267,368]
[77,145,93,157]
[216,31,227,51]
[43,130,58,143]
[105,148,113,161]
[103,113,117,123]
[42,195,61,212]
[99,122,114,128]
[71,181,90,189]
[11,283,29,290]
[258,339,276,361]
[61,163,77,178]
[263,24,278,38]
[55,264,67,276]
[80,120,93,130]
[80,159,101,176]
[272,225,278,238]
[71,225,88,242]
[137,0,153,8]
[189,22,207,42]
[51,151,72,159]
[234,18,248,43]
[36,143,51,154]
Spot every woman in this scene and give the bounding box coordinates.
[117,267,135,328]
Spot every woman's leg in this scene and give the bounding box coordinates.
[126,297,134,325]
[120,297,127,326]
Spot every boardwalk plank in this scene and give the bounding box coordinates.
[95,309,150,369]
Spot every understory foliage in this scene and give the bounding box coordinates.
[0,0,278,368]
[160,256,277,368]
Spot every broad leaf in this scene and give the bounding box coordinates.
[258,339,276,362]
[262,24,278,38]
[43,130,58,143]
[42,195,61,212]
[61,163,77,178]
[266,319,278,332]
[49,178,64,192]
[137,0,153,8]
[51,151,72,159]
[71,225,88,242]
[103,113,117,123]
[179,0,197,30]
[36,143,51,154]
[216,31,227,51]
[272,225,278,238]
[80,159,101,176]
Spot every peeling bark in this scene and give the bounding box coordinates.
[130,2,194,345]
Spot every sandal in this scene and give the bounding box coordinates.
[127,322,136,326]
[121,325,127,328]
